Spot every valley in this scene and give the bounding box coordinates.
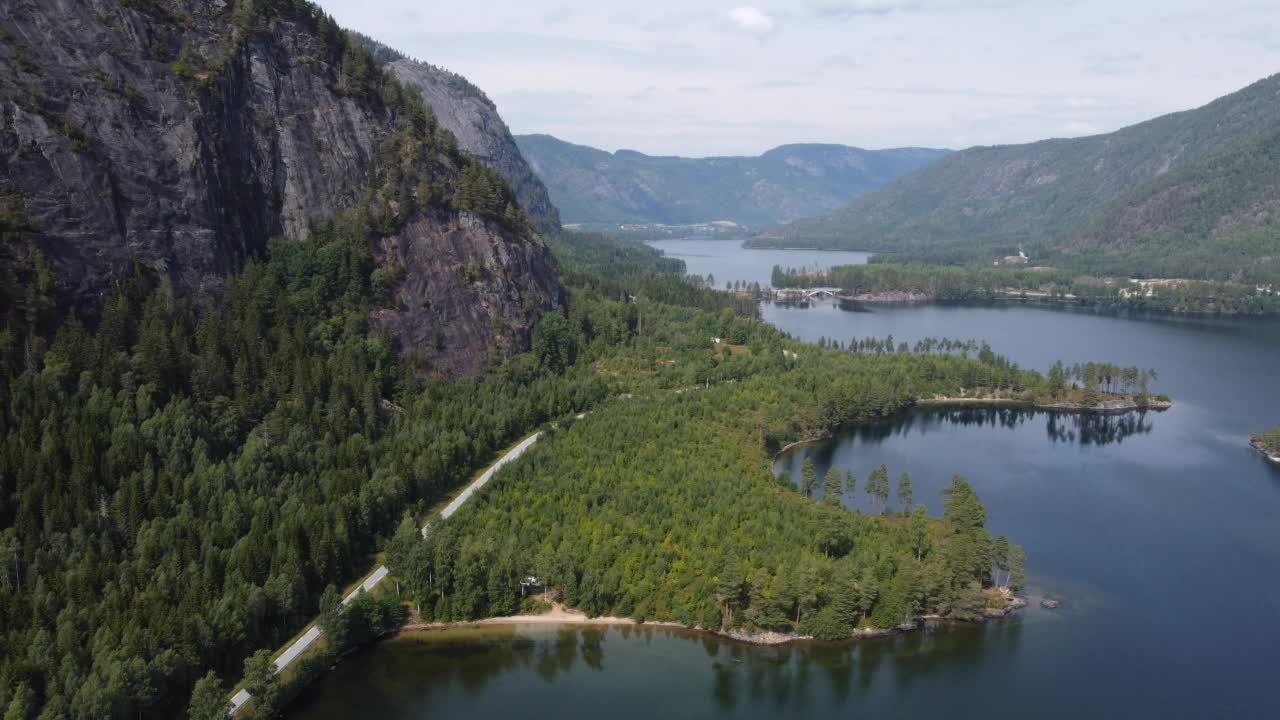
[2,2,1279,719]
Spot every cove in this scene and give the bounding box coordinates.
[285,241,1280,718]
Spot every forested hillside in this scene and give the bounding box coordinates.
[768,73,1280,282]
[386,302,1048,641]
[516,134,948,228]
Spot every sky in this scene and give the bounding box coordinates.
[314,0,1280,157]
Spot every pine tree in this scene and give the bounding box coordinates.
[1009,545,1027,590]
[896,471,913,514]
[993,535,1010,588]
[187,672,230,720]
[822,466,843,505]
[714,551,744,625]
[908,505,930,560]
[866,464,890,513]
[800,457,818,497]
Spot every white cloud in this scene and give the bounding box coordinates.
[727,6,776,35]
[1062,121,1101,136]
[812,0,918,18]
[312,0,1280,156]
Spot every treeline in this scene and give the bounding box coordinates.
[1254,424,1280,455]
[771,263,1280,315]
[387,337,1038,642]
[0,222,619,717]
[0,171,784,719]
[551,231,757,317]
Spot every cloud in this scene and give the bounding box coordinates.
[822,53,859,68]
[541,6,575,24]
[1086,52,1142,76]
[812,0,919,18]
[753,79,813,89]
[728,6,777,35]
[1062,121,1101,136]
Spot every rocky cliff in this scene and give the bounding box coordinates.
[0,0,556,376]
[388,59,561,234]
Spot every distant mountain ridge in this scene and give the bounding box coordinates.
[515,134,949,229]
[771,73,1280,282]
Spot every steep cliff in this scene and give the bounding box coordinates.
[0,0,556,376]
[388,59,561,234]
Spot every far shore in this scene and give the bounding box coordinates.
[772,393,1171,468]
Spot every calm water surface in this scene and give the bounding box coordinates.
[646,237,872,288]
[287,242,1280,719]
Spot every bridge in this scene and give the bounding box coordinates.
[772,287,843,299]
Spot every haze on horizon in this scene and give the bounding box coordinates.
[320,0,1276,157]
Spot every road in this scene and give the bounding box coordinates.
[228,427,548,714]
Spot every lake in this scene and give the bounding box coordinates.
[286,241,1280,718]
[646,237,873,289]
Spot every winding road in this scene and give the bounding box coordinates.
[228,427,548,715]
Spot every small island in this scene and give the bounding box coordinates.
[1252,424,1280,463]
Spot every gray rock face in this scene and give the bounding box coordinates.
[389,60,561,234]
[0,0,555,376]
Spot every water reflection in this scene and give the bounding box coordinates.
[807,408,1156,454]
[287,621,1028,720]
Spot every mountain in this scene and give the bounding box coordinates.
[0,0,556,376]
[772,73,1280,281]
[514,134,949,228]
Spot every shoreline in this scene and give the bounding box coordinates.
[393,597,1028,647]
[1250,437,1280,464]
[772,394,1171,468]
[766,290,1278,317]
[919,395,1174,415]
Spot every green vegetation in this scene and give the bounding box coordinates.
[772,263,1280,315]
[383,283,1068,642]
[758,74,1280,285]
[1253,424,1280,456]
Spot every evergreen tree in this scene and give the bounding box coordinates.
[993,535,1010,588]
[844,470,857,500]
[714,551,745,625]
[186,673,229,720]
[4,683,34,720]
[822,466,843,505]
[866,464,890,513]
[800,457,818,497]
[242,650,281,718]
[1009,545,1027,590]
[896,471,913,514]
[908,505,930,560]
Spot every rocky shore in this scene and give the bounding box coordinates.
[841,290,934,304]
[1251,437,1280,464]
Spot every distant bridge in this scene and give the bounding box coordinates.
[772,287,843,299]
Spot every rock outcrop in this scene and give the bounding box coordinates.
[389,60,561,234]
[0,0,556,376]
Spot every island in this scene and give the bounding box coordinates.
[1252,424,1280,463]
